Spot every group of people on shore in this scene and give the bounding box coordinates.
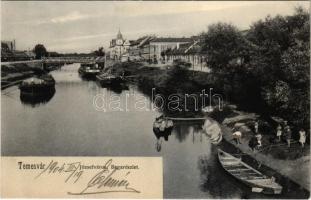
[275,121,306,148]
[232,120,307,151]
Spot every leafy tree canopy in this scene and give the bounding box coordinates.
[33,44,47,59]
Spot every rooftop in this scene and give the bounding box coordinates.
[130,36,156,47]
[164,40,203,55]
[151,37,193,43]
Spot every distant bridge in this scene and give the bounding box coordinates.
[1,56,105,65]
[43,56,105,64]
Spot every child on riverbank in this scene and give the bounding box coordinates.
[284,125,292,148]
[254,121,259,133]
[232,129,242,144]
[299,129,306,148]
[255,133,262,149]
[249,136,259,151]
[276,124,282,141]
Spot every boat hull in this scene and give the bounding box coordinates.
[78,68,100,78]
[19,84,55,95]
[20,88,55,105]
[217,149,282,194]
[96,75,124,87]
[19,76,55,95]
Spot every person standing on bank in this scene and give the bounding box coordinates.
[299,128,306,148]
[276,124,282,142]
[254,121,259,133]
[232,129,242,144]
[284,125,292,148]
[255,133,262,149]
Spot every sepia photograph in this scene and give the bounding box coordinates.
[1,1,310,199]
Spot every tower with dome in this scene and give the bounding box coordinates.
[108,29,131,60]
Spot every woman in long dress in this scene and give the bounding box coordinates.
[299,129,306,148]
[276,124,282,141]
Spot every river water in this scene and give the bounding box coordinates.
[1,63,309,198]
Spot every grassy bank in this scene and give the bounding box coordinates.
[1,62,62,89]
[205,104,309,190]
[107,60,309,137]
[106,61,219,117]
[219,119,310,191]
[105,60,310,190]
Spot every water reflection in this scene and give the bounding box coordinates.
[198,147,245,198]
[100,84,129,94]
[95,77,129,94]
[20,89,55,107]
[79,73,97,81]
[173,121,204,143]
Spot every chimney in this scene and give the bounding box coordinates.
[13,39,16,51]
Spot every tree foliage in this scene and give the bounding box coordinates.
[201,23,248,73]
[93,47,105,56]
[201,7,310,129]
[33,44,47,59]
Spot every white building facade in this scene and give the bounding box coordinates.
[149,38,193,62]
[108,30,131,60]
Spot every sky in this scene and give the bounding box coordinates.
[1,1,309,53]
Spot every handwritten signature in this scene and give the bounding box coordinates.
[35,159,140,195]
[35,160,83,183]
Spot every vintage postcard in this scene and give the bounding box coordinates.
[1,1,310,199]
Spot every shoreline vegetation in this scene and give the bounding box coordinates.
[1,62,62,89]
[104,56,309,190]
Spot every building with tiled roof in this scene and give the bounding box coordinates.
[127,36,157,61]
[149,37,194,62]
[151,37,193,43]
[164,40,209,72]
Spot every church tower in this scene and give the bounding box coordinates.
[116,29,124,45]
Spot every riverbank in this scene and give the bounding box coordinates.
[106,60,310,191]
[1,62,62,89]
[106,60,214,117]
[211,107,310,191]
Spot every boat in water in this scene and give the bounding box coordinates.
[153,116,174,133]
[20,88,55,106]
[19,74,55,95]
[78,63,101,78]
[218,149,282,194]
[96,72,125,86]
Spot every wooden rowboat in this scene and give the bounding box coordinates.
[218,149,282,194]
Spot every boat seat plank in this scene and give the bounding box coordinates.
[231,172,261,176]
[240,177,266,180]
[228,168,255,172]
[218,149,283,194]
[224,165,248,170]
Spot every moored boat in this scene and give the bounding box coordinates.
[20,88,55,106]
[218,149,282,194]
[19,74,55,95]
[78,63,101,78]
[153,116,174,132]
[96,72,124,86]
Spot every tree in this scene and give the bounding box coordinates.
[93,47,105,56]
[247,7,310,128]
[33,44,47,59]
[201,22,248,73]
[199,7,310,128]
[200,23,256,107]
